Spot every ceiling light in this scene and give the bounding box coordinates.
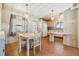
[51,17,54,20]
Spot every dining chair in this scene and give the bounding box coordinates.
[18,34,26,54]
[32,32,41,55]
[18,34,22,53]
[18,32,41,56]
[18,33,34,55]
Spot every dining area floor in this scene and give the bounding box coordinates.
[5,36,79,56]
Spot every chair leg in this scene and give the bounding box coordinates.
[33,46,35,56]
[19,43,21,54]
[18,45,21,56]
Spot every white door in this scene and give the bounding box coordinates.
[42,22,47,37]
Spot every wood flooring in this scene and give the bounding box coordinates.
[5,36,79,56]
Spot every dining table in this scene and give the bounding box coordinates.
[18,32,35,56]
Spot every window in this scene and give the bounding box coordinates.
[55,22,64,29]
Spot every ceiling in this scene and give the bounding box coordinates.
[4,3,73,18]
[26,3,73,18]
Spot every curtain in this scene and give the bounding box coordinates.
[9,14,16,36]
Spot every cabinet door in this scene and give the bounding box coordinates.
[0,38,5,56]
[0,46,5,56]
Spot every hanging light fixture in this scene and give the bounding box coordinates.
[51,17,54,20]
[51,9,54,17]
[51,9,55,21]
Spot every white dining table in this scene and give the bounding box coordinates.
[18,32,35,56]
[48,30,71,42]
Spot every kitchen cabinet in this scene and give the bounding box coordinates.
[0,32,5,56]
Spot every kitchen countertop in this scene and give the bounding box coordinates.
[48,30,71,36]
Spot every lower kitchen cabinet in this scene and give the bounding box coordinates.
[0,32,5,56]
